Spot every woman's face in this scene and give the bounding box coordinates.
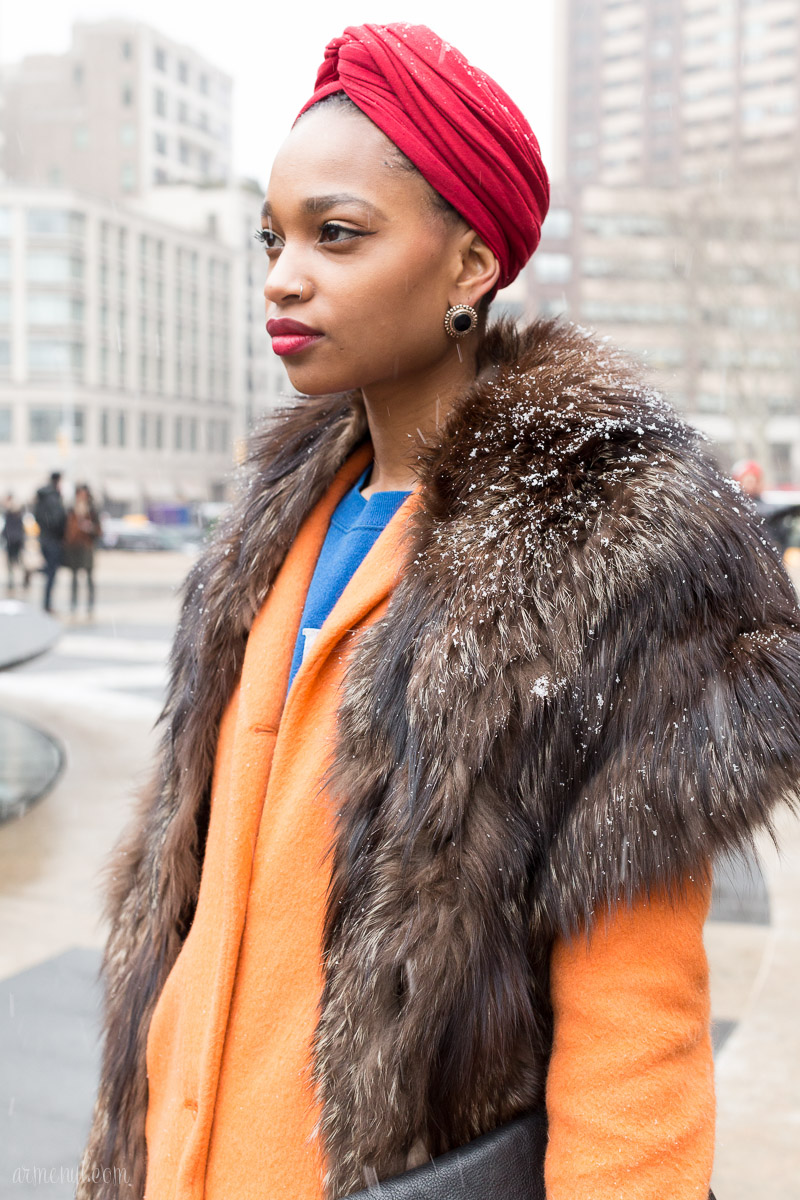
[261,105,488,397]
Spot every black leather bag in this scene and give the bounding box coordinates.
[345,1110,548,1199]
[344,1109,718,1199]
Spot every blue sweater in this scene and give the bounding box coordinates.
[286,464,411,696]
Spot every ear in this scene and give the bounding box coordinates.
[452,229,501,306]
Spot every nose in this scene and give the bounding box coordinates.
[263,246,308,308]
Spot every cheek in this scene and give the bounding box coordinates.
[344,247,449,350]
[278,238,454,393]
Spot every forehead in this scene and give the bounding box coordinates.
[266,106,427,214]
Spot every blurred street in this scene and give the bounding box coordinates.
[0,551,798,1198]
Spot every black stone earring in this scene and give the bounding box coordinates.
[444,303,478,339]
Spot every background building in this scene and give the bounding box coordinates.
[561,0,800,188]
[0,21,291,510]
[537,0,800,482]
[0,186,239,509]
[1,20,233,201]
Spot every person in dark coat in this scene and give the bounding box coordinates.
[33,471,67,613]
[63,484,102,616]
[2,494,26,591]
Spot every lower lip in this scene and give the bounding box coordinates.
[270,334,324,357]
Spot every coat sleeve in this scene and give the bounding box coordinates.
[545,870,715,1200]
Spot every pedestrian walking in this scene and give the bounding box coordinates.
[63,484,102,617]
[80,24,800,1200]
[33,471,66,614]
[1,494,26,591]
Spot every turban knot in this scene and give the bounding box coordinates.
[297,23,550,292]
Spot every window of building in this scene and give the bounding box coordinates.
[27,209,83,237]
[29,408,62,443]
[100,409,110,445]
[120,122,136,147]
[155,132,167,155]
[154,168,168,185]
[155,415,164,449]
[0,408,11,440]
[696,392,725,414]
[178,59,189,84]
[26,251,82,282]
[189,417,198,451]
[767,395,794,416]
[0,341,10,369]
[771,443,793,486]
[28,340,84,373]
[581,299,688,323]
[122,40,133,60]
[122,83,134,106]
[179,139,191,164]
[27,294,84,325]
[542,206,573,238]
[28,407,85,444]
[178,100,188,124]
[0,251,9,281]
[154,47,167,72]
[118,411,127,446]
[73,65,84,87]
[198,73,209,95]
[533,252,572,284]
[121,163,136,192]
[74,126,89,150]
[199,150,211,175]
[139,353,148,388]
[0,293,10,323]
[139,413,148,448]
[154,88,167,117]
[174,416,183,450]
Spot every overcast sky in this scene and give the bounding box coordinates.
[0,0,557,190]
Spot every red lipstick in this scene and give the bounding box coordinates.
[267,317,324,358]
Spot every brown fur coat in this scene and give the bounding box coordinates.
[79,318,800,1198]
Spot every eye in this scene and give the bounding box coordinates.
[254,227,284,255]
[318,222,365,245]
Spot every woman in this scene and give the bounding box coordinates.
[1,493,26,590]
[80,24,800,1200]
[63,484,102,617]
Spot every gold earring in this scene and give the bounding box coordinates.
[444,303,478,339]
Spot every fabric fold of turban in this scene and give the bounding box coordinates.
[296,23,550,292]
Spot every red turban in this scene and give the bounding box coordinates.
[296,23,550,292]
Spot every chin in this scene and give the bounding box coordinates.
[281,363,362,397]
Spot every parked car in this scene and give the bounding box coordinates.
[99,517,168,551]
[99,516,207,553]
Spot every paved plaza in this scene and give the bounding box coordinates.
[0,550,798,1198]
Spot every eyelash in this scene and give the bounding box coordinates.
[253,222,365,253]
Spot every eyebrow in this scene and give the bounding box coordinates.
[261,193,386,220]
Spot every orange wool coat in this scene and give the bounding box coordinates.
[144,443,715,1200]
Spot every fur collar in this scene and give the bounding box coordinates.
[81,317,800,1199]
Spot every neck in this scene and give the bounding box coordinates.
[359,343,478,497]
